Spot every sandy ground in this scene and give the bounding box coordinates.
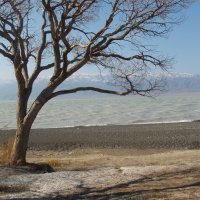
[27,148,200,171]
[0,149,200,199]
[0,122,200,199]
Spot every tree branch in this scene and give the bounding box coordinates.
[0,48,14,60]
[50,86,132,99]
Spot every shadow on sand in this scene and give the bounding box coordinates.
[6,168,200,200]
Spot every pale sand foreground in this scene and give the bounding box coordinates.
[0,149,200,199]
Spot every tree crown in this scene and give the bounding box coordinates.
[0,0,193,98]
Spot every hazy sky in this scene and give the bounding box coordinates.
[0,1,199,81]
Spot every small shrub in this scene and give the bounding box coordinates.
[0,136,15,164]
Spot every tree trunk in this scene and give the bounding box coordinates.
[9,80,56,166]
[9,92,32,166]
[9,93,49,166]
[9,125,31,165]
[9,102,42,166]
[9,103,42,166]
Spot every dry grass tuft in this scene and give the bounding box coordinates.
[0,136,15,165]
[45,158,61,168]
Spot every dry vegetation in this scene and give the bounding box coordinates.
[45,158,61,168]
[0,136,15,165]
[26,148,200,171]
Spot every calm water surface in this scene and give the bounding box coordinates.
[0,95,200,129]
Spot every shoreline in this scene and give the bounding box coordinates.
[0,122,200,150]
[1,120,199,131]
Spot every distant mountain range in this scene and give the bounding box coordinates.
[0,73,200,100]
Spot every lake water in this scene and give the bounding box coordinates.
[0,94,200,129]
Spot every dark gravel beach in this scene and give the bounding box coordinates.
[0,122,200,150]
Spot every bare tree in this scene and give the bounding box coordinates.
[0,0,193,166]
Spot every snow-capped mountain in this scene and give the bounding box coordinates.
[0,72,200,100]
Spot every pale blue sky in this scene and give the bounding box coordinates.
[155,1,200,74]
[0,1,199,81]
